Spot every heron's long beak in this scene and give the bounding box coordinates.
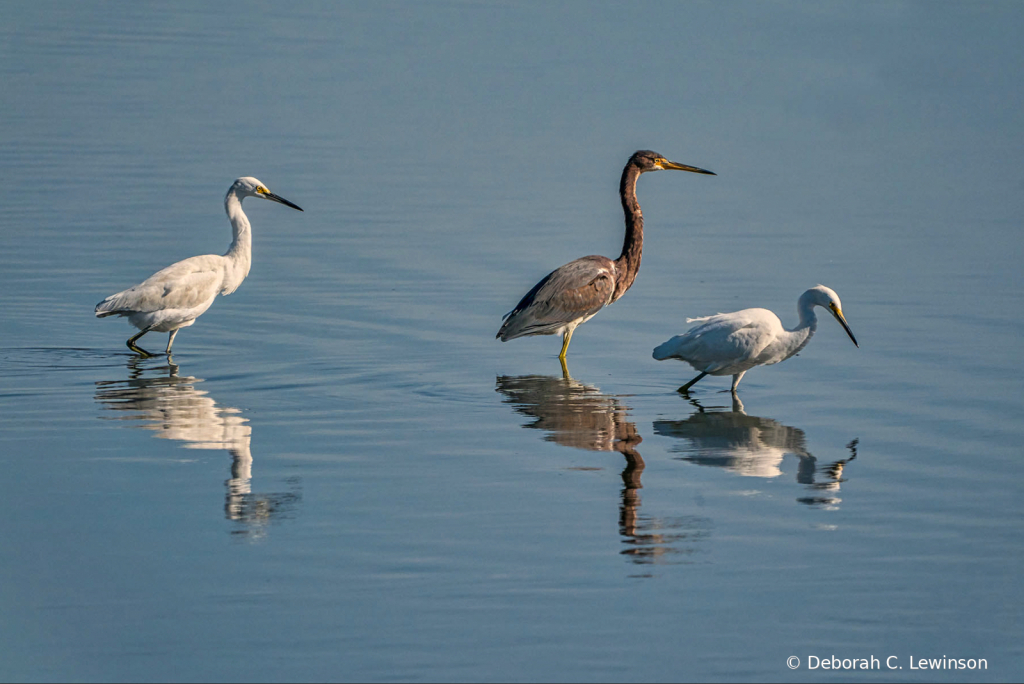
[660,159,716,176]
[831,308,859,348]
[265,192,303,211]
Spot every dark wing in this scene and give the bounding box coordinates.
[497,256,616,340]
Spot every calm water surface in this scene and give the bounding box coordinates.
[1,2,1022,681]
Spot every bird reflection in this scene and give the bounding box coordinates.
[653,394,857,508]
[797,439,858,508]
[496,370,710,568]
[94,356,300,536]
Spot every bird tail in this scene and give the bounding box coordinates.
[497,314,565,341]
[652,336,686,360]
[95,292,130,318]
[495,309,515,339]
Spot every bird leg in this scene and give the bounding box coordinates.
[677,372,708,394]
[165,330,178,354]
[126,327,155,357]
[558,328,575,360]
[730,371,747,393]
[558,355,571,379]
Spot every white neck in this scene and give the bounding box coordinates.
[221,190,252,295]
[777,294,820,361]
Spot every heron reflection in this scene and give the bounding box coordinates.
[653,394,857,508]
[94,357,300,536]
[496,371,710,567]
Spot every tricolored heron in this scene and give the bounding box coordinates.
[497,150,714,362]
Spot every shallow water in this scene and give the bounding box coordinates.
[1,2,1022,681]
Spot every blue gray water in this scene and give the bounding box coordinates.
[1,2,1022,681]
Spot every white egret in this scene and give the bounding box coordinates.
[95,177,302,356]
[653,285,859,393]
[497,150,714,363]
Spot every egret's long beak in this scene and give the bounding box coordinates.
[831,307,859,348]
[660,159,716,176]
[264,191,303,211]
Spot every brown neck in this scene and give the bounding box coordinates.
[613,162,643,302]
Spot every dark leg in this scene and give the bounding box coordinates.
[677,372,708,394]
[126,327,155,357]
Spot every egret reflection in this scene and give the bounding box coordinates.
[653,394,857,508]
[94,357,300,536]
[496,371,710,567]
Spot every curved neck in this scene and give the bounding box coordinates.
[796,291,820,331]
[612,162,643,301]
[780,295,820,360]
[222,191,252,292]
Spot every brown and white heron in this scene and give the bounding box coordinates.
[496,150,714,362]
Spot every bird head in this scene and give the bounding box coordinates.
[809,285,859,348]
[630,150,715,176]
[229,177,303,211]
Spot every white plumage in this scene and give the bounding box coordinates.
[95,177,302,356]
[653,285,859,393]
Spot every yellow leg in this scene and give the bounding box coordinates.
[558,355,571,379]
[558,327,575,360]
[126,327,154,358]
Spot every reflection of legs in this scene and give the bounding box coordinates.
[126,327,154,357]
[730,371,746,393]
[677,372,708,394]
[795,455,817,485]
[165,330,178,354]
[558,327,575,360]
